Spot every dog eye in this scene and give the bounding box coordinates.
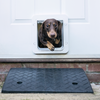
[46,25,49,27]
[54,24,57,27]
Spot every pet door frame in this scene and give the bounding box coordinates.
[32,14,68,54]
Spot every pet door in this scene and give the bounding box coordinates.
[37,20,63,50]
[32,14,68,54]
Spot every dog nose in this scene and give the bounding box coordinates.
[50,33,55,38]
[51,34,55,38]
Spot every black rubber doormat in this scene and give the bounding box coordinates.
[2,68,93,93]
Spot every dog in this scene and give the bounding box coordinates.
[38,19,62,51]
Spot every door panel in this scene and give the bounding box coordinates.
[0,0,100,58]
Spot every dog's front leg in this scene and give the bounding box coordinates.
[46,41,55,51]
[55,39,60,44]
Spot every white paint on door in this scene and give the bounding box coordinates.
[0,0,100,58]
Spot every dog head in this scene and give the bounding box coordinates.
[41,19,61,39]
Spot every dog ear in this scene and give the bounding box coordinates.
[40,22,45,33]
[39,21,45,37]
[41,22,45,32]
[38,21,47,46]
[57,21,62,38]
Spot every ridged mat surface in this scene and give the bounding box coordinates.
[2,68,93,93]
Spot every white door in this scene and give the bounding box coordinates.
[0,0,100,58]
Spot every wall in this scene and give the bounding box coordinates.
[0,63,100,84]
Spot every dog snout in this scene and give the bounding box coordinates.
[50,33,55,38]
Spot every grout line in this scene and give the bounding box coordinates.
[86,72,100,74]
[0,72,8,74]
[21,63,26,68]
[86,64,89,72]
